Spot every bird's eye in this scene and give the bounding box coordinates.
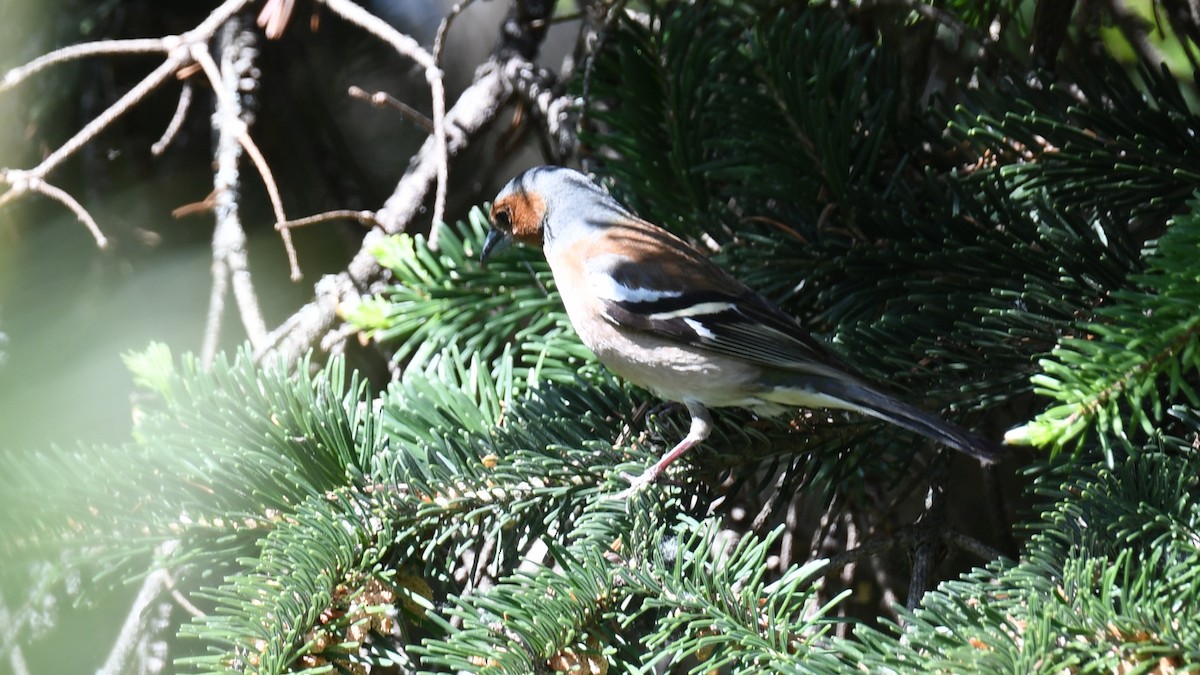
[494,207,512,230]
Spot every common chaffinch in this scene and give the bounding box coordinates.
[481,165,1003,492]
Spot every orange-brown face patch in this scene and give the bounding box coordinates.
[492,191,546,246]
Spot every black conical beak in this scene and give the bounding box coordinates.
[480,228,511,265]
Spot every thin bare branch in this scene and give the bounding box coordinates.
[425,66,449,245]
[0,0,257,248]
[201,257,230,367]
[171,192,216,219]
[187,0,260,40]
[5,0,254,179]
[320,0,449,248]
[432,0,487,247]
[31,180,108,248]
[97,550,176,675]
[167,586,206,619]
[261,0,557,363]
[0,171,107,248]
[277,209,379,231]
[0,38,169,91]
[257,0,298,40]
[434,0,478,67]
[319,321,361,355]
[37,54,186,178]
[944,529,1007,562]
[190,41,301,281]
[242,133,299,277]
[260,56,519,363]
[201,20,271,365]
[151,80,194,156]
[347,85,435,133]
[318,0,435,68]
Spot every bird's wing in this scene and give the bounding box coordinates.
[587,237,850,379]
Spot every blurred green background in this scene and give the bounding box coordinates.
[0,0,507,670]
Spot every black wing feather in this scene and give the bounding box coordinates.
[601,288,852,378]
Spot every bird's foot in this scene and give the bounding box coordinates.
[613,465,663,500]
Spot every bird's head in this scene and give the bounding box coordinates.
[481,166,619,263]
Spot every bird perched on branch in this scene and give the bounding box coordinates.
[480,165,1004,493]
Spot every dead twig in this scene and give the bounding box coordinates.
[190,41,301,281]
[347,85,435,133]
[261,47,551,364]
[151,80,194,156]
[320,0,450,249]
[276,209,379,231]
[257,0,298,40]
[96,541,182,675]
[0,172,108,248]
[0,0,258,247]
[434,0,478,67]
[0,38,170,91]
[201,19,270,366]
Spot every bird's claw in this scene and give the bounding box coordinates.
[611,467,661,500]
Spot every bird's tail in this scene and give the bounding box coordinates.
[770,376,1006,465]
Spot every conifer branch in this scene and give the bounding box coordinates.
[200,20,270,365]
[261,0,558,363]
[7,2,1200,672]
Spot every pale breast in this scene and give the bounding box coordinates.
[548,262,764,408]
[587,321,769,409]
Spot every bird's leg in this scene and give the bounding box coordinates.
[618,402,712,497]
[646,400,682,419]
